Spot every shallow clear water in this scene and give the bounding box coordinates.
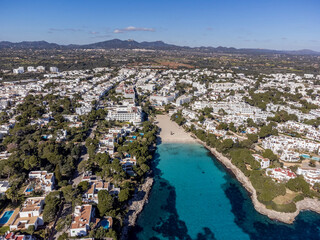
[129,143,320,240]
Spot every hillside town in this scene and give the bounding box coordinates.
[0,65,320,239]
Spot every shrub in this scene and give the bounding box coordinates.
[293,194,304,203]
[266,202,297,213]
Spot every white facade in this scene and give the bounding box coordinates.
[252,154,270,169]
[50,67,59,73]
[176,95,192,106]
[266,167,296,182]
[10,197,45,231]
[106,106,142,124]
[297,167,320,186]
[27,66,36,72]
[28,171,55,193]
[70,205,93,237]
[262,135,320,160]
[0,181,10,195]
[13,67,24,74]
[150,94,176,106]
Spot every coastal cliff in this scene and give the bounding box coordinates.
[121,177,154,240]
[198,139,320,224]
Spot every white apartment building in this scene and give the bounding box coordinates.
[13,67,24,74]
[176,95,192,106]
[50,67,59,73]
[150,94,176,106]
[106,106,142,124]
[297,167,320,186]
[277,121,320,142]
[262,135,320,161]
[266,168,296,182]
[192,101,211,110]
[209,82,244,91]
[280,150,300,162]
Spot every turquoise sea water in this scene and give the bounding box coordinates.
[129,143,320,240]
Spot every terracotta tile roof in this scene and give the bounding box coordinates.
[71,205,92,230]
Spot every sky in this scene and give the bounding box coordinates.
[1,0,320,51]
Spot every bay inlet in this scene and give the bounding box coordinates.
[129,143,320,240]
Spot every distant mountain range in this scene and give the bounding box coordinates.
[0,39,319,55]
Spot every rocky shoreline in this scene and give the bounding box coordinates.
[120,177,154,240]
[197,139,320,224]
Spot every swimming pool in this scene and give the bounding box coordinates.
[300,154,320,161]
[0,211,14,225]
[100,219,110,229]
[26,187,34,193]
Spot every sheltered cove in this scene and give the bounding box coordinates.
[155,114,320,224]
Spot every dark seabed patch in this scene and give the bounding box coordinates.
[129,143,320,240]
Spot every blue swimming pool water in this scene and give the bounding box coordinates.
[101,219,110,229]
[130,143,320,240]
[0,211,14,225]
[26,187,33,192]
[312,157,320,161]
[301,154,310,158]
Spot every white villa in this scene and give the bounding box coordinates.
[266,167,296,182]
[252,154,270,169]
[10,197,45,231]
[70,205,93,237]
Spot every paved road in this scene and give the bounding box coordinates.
[72,124,97,187]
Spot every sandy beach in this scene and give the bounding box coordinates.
[155,114,196,143]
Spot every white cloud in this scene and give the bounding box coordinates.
[113,26,155,34]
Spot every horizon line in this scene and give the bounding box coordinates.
[0,38,319,53]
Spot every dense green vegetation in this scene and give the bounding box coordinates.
[170,111,186,126]
[244,89,319,113]
[0,88,160,239]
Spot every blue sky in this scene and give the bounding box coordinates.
[1,0,320,50]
